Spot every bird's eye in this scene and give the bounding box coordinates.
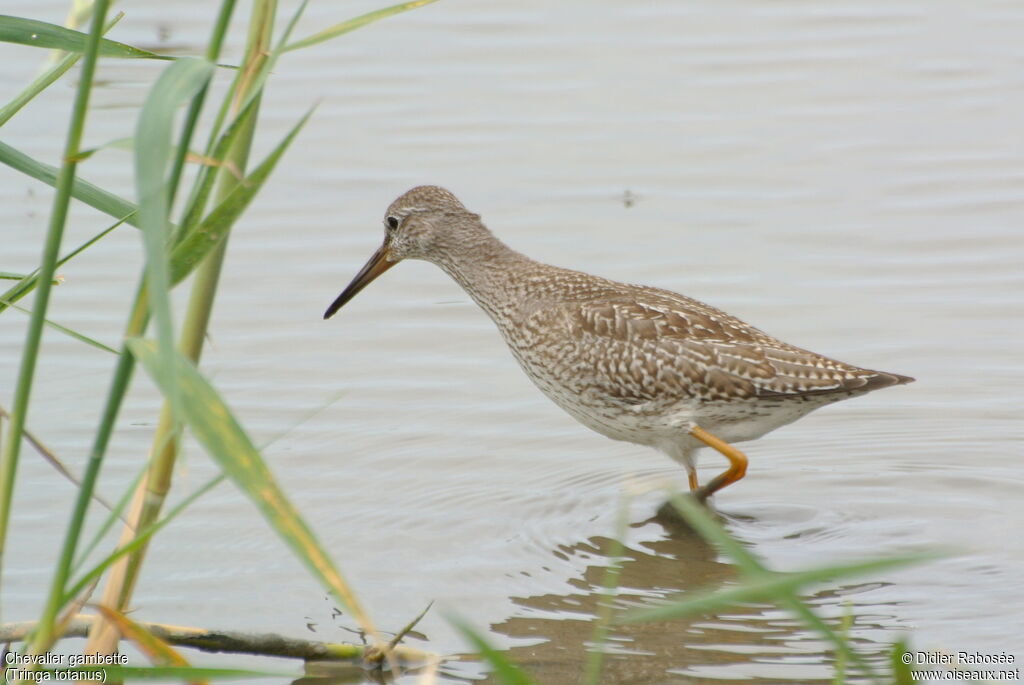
[386,216,399,230]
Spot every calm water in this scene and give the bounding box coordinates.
[2,1,1022,683]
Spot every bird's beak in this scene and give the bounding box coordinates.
[323,242,398,319]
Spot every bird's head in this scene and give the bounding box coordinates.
[323,185,477,319]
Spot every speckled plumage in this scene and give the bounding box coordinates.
[325,185,913,499]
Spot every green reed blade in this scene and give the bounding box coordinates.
[84,1,262,657]
[623,492,945,685]
[162,1,240,223]
[221,0,309,127]
[0,406,117,521]
[169,0,237,234]
[0,273,59,283]
[664,491,768,575]
[71,465,147,574]
[34,0,235,659]
[283,0,440,52]
[583,501,629,685]
[127,338,377,637]
[169,106,313,284]
[448,614,536,685]
[174,95,259,243]
[2,0,111,635]
[891,639,915,685]
[622,551,941,624]
[133,57,214,420]
[69,370,332,592]
[0,13,125,128]
[0,140,141,227]
[0,14,173,60]
[0,214,128,315]
[75,136,134,161]
[778,593,878,684]
[64,474,225,607]
[0,298,118,354]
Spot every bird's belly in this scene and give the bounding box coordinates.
[516,354,851,447]
[555,395,681,445]
[506,340,853,447]
[694,394,851,443]
[519,365,679,445]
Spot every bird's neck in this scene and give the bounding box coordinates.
[430,221,536,322]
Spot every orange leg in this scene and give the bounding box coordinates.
[687,468,699,492]
[689,425,749,502]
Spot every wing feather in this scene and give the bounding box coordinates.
[522,290,903,405]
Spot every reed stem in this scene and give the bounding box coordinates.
[0,0,112,593]
[85,0,273,656]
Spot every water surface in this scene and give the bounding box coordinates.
[1,1,1022,682]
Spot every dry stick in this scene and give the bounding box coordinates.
[2,616,437,666]
[361,602,433,667]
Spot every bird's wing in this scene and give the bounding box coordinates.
[528,293,894,404]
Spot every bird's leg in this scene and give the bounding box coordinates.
[687,467,699,492]
[689,425,748,502]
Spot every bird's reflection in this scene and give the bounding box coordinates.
[291,507,900,684]
[488,507,896,684]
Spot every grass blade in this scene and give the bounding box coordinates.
[447,614,535,685]
[5,0,113,647]
[221,0,308,127]
[778,593,878,684]
[283,0,440,52]
[582,502,629,685]
[0,214,128,315]
[0,272,59,283]
[0,139,140,227]
[832,604,854,685]
[174,95,259,244]
[892,639,915,685]
[621,551,941,623]
[665,492,767,574]
[65,474,224,606]
[169,106,313,284]
[126,338,378,639]
[0,14,173,60]
[63,389,338,587]
[66,395,311,597]
[134,57,214,419]
[71,60,213,657]
[0,406,120,519]
[161,0,240,227]
[84,0,245,658]
[71,465,147,574]
[626,493,944,684]
[93,606,191,667]
[0,298,118,354]
[0,13,126,129]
